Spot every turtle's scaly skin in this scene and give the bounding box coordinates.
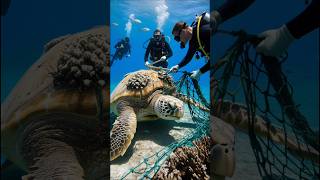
[1,26,109,179]
[110,70,183,161]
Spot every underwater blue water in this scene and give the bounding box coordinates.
[110,0,210,100]
[213,0,319,129]
[1,0,107,171]
[1,0,107,102]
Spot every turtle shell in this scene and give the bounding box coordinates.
[1,26,109,169]
[110,70,175,113]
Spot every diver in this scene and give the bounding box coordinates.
[211,0,320,150]
[111,37,131,66]
[169,12,211,81]
[144,29,173,68]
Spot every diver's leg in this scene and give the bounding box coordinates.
[111,55,116,66]
[262,55,319,149]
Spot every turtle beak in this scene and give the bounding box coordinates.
[171,102,183,118]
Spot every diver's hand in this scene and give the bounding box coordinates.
[145,61,150,66]
[126,54,131,58]
[256,25,295,57]
[169,65,179,73]
[190,69,202,81]
[211,10,222,33]
[160,56,167,61]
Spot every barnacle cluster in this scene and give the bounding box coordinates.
[154,136,213,180]
[52,33,109,90]
[126,74,151,90]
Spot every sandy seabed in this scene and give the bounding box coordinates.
[110,106,262,180]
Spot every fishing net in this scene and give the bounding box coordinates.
[212,30,319,179]
[118,68,210,179]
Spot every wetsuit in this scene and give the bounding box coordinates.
[177,23,210,74]
[111,40,131,66]
[115,40,130,59]
[217,0,320,39]
[144,38,173,68]
[216,0,320,149]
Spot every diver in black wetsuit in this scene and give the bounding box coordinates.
[144,29,173,68]
[212,0,320,150]
[111,37,131,66]
[169,12,211,81]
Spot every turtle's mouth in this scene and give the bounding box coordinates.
[155,97,184,120]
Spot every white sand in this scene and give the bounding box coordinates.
[110,109,195,179]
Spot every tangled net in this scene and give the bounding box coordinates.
[118,68,210,179]
[212,30,319,179]
[115,29,318,179]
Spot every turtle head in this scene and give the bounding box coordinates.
[154,95,184,120]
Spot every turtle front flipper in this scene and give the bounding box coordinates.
[110,101,137,161]
[19,119,85,180]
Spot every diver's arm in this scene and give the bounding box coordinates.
[199,61,210,74]
[144,42,151,62]
[286,0,320,39]
[178,47,196,69]
[165,42,173,59]
[216,0,255,23]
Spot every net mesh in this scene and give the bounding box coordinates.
[118,69,210,179]
[212,30,319,179]
[114,30,318,179]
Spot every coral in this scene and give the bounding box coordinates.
[52,33,109,90]
[154,136,213,180]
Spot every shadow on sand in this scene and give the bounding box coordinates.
[111,119,196,164]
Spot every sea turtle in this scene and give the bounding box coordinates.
[1,26,109,179]
[110,69,185,161]
[110,69,319,178]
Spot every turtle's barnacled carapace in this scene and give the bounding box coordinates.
[52,33,108,91]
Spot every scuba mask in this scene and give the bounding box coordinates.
[174,29,182,42]
[154,35,161,41]
[174,35,181,42]
[180,41,185,49]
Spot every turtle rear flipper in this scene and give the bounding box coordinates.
[110,101,137,161]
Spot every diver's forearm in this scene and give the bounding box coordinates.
[286,0,320,39]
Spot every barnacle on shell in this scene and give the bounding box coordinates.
[126,74,151,90]
[52,33,109,90]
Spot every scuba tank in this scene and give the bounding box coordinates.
[191,12,210,28]
[191,12,210,61]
